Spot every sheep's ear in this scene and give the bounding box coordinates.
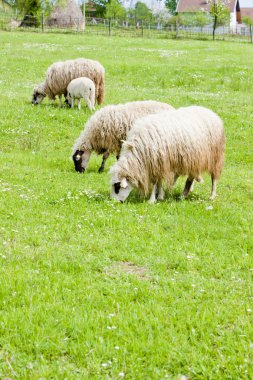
[121,177,128,189]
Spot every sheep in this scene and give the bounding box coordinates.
[110,106,225,203]
[72,100,174,173]
[66,77,95,111]
[31,58,105,107]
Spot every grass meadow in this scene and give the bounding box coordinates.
[0,31,253,379]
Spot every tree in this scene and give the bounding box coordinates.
[135,1,152,23]
[152,7,171,25]
[166,14,184,37]
[209,0,230,40]
[91,0,108,17]
[105,0,126,20]
[18,0,40,26]
[193,11,210,31]
[242,16,253,43]
[165,0,177,16]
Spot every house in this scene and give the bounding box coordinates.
[240,0,253,21]
[176,0,241,31]
[0,0,12,12]
[86,1,97,18]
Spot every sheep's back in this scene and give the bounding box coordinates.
[82,100,174,154]
[46,59,104,98]
[126,106,225,177]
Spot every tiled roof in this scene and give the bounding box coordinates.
[241,7,253,19]
[176,0,238,13]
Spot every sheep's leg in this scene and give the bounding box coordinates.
[181,178,194,198]
[149,184,157,204]
[78,99,81,110]
[157,182,164,201]
[58,95,62,108]
[71,98,74,108]
[210,175,217,200]
[173,173,179,185]
[87,98,92,111]
[98,150,110,173]
[190,175,204,192]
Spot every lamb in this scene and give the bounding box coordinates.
[66,77,95,111]
[31,58,105,107]
[72,100,174,173]
[110,106,225,203]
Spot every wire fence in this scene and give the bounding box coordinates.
[0,12,252,43]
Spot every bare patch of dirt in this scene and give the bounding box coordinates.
[112,261,151,281]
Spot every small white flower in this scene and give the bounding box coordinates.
[102,363,108,367]
[119,372,125,377]
[115,346,120,350]
[206,205,213,210]
[247,309,252,313]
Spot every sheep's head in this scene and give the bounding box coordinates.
[72,149,91,173]
[65,92,72,107]
[32,86,46,105]
[110,177,133,203]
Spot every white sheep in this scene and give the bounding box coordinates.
[66,77,95,111]
[32,58,105,107]
[72,100,174,173]
[110,106,225,203]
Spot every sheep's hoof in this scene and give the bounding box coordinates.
[98,167,104,173]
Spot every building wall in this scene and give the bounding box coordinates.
[0,0,12,12]
[230,11,237,31]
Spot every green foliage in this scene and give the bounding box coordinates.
[105,0,126,20]
[0,31,253,379]
[164,0,177,16]
[242,16,253,43]
[91,0,108,17]
[166,14,183,26]
[210,0,230,35]
[135,1,152,22]
[242,15,253,26]
[209,0,230,40]
[193,11,210,28]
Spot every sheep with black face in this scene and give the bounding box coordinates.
[32,58,105,107]
[72,100,174,173]
[110,106,225,203]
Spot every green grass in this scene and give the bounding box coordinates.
[0,31,253,379]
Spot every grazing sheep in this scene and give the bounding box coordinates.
[110,106,225,203]
[66,77,95,111]
[31,58,105,107]
[72,100,174,173]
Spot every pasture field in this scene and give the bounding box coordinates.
[0,31,253,379]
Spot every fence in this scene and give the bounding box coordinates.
[0,12,252,43]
